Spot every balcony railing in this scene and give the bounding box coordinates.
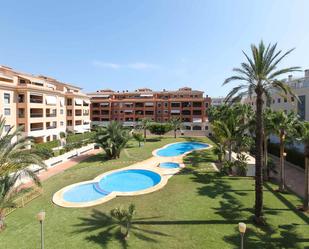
[30,127,43,131]
[46,113,56,117]
[30,113,43,118]
[47,126,57,129]
[30,99,43,104]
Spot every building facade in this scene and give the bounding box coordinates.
[88,87,211,133]
[244,69,309,121]
[0,65,90,143]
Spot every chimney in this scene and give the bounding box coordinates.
[288,75,293,81]
[305,69,309,78]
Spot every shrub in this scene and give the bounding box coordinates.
[234,153,248,176]
[147,123,172,135]
[67,132,95,145]
[220,161,233,175]
[32,140,60,159]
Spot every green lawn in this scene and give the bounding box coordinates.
[0,137,308,249]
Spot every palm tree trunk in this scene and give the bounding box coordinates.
[174,129,176,138]
[264,135,269,180]
[304,144,309,211]
[255,90,264,223]
[279,132,285,192]
[228,142,232,162]
[0,212,5,231]
[144,128,146,142]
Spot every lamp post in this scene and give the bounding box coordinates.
[37,211,46,249]
[238,222,246,249]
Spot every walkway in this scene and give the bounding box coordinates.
[269,154,305,198]
[21,148,102,189]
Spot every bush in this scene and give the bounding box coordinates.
[147,123,172,135]
[234,154,248,176]
[220,161,233,175]
[67,132,95,145]
[32,140,60,159]
[268,142,305,169]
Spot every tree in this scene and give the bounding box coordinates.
[0,117,46,230]
[272,111,300,192]
[169,117,182,138]
[299,122,309,211]
[132,132,143,147]
[95,121,130,159]
[110,204,136,239]
[140,118,151,142]
[147,123,172,136]
[224,41,299,223]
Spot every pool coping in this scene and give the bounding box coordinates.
[52,142,212,208]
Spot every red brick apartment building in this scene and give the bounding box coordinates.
[88,87,212,134]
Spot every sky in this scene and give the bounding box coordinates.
[1,0,309,97]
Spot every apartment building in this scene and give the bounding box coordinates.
[0,66,90,143]
[88,87,211,133]
[244,69,309,121]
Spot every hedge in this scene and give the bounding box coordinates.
[268,142,305,169]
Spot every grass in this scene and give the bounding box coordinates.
[0,136,308,249]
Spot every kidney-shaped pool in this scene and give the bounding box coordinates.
[154,142,209,157]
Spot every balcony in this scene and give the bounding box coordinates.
[46,125,57,129]
[30,123,44,131]
[30,108,44,118]
[46,113,57,117]
[30,95,43,104]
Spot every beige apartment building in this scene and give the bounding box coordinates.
[0,66,90,143]
[244,69,309,121]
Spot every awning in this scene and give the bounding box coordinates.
[47,83,55,89]
[45,95,57,105]
[124,102,133,105]
[193,118,202,123]
[30,92,43,97]
[140,94,153,97]
[100,103,109,106]
[171,110,180,114]
[100,94,110,98]
[75,99,83,105]
[145,102,154,106]
[20,76,45,84]
[124,110,133,113]
[59,98,65,106]
[83,99,90,105]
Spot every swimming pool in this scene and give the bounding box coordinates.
[62,169,161,203]
[159,162,180,169]
[155,142,209,157]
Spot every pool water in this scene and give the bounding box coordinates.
[98,169,161,192]
[63,169,161,203]
[63,183,107,203]
[159,162,180,169]
[156,142,209,157]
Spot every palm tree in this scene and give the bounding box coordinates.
[0,174,18,230]
[169,117,182,138]
[0,116,46,230]
[132,132,143,147]
[262,108,276,179]
[95,121,130,159]
[299,122,309,211]
[224,41,299,223]
[140,118,151,142]
[110,204,136,239]
[272,111,300,192]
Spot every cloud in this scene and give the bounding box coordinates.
[92,60,158,70]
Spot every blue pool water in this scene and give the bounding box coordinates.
[159,162,180,169]
[63,183,107,203]
[98,169,161,192]
[63,169,161,203]
[156,142,209,157]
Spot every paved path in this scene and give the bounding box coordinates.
[269,154,305,198]
[21,148,102,189]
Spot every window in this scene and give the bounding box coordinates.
[60,121,64,126]
[4,108,10,116]
[4,93,10,104]
[60,109,64,115]
[284,98,287,103]
[164,102,168,107]
[277,98,281,103]
[205,102,209,108]
[291,96,295,102]
[4,125,10,132]
[298,95,306,120]
[18,94,25,103]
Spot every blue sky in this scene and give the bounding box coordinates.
[1,0,309,96]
